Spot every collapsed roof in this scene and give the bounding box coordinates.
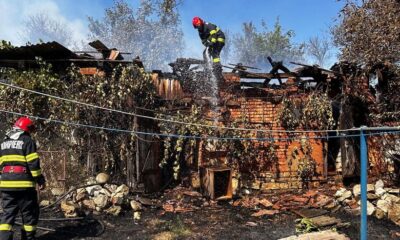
[0,40,144,70]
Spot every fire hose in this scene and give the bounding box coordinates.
[16,217,105,236]
[41,183,101,210]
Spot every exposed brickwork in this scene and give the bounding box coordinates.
[200,74,328,191]
[155,73,331,191]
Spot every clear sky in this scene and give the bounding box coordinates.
[0,0,345,60]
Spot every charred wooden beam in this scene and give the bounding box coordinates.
[290,61,339,74]
[241,72,296,79]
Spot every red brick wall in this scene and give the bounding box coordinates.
[220,74,326,190]
[154,73,327,191]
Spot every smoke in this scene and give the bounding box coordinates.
[88,0,185,72]
[0,0,87,48]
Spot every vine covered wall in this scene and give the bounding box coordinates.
[0,61,158,188]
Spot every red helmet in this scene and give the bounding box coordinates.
[14,117,34,132]
[192,16,204,28]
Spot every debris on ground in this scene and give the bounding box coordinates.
[307,215,342,228]
[334,179,400,226]
[279,229,350,240]
[46,175,400,239]
[36,179,400,240]
[57,173,132,217]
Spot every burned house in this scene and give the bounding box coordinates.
[0,41,398,198]
[155,58,399,198]
[154,58,346,198]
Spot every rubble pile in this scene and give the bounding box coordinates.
[161,186,205,213]
[334,180,400,225]
[57,173,147,218]
[53,173,399,229]
[60,183,130,217]
[230,189,340,217]
[57,175,209,219]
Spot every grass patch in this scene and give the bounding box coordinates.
[168,216,191,237]
[151,216,192,239]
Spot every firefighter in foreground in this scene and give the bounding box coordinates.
[192,16,225,77]
[0,117,45,240]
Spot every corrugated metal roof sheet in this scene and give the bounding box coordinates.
[0,41,79,60]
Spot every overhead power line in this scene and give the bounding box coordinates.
[1,109,400,141]
[0,80,348,134]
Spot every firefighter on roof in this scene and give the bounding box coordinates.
[0,117,45,240]
[192,16,225,76]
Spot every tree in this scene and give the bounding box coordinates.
[0,40,13,50]
[333,0,400,65]
[306,36,332,68]
[88,0,184,71]
[233,19,304,69]
[21,13,73,47]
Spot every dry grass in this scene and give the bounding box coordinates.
[151,216,192,240]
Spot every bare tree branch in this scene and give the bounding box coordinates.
[21,13,73,47]
[306,36,332,67]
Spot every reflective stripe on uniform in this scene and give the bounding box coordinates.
[211,38,217,43]
[30,169,42,177]
[0,181,35,188]
[213,58,221,63]
[23,225,36,232]
[26,153,39,162]
[0,224,12,231]
[0,155,26,164]
[210,27,220,35]
[217,38,225,43]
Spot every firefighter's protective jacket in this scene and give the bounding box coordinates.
[0,129,45,190]
[198,22,225,47]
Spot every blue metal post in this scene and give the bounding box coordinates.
[360,127,368,240]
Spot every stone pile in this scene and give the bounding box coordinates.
[334,179,400,225]
[60,183,130,217]
[59,173,141,218]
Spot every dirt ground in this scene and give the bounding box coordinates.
[30,202,400,240]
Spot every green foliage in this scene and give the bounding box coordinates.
[157,105,208,179]
[233,19,304,68]
[223,120,278,177]
[166,216,191,237]
[295,218,319,233]
[0,40,13,50]
[279,98,301,131]
[301,93,335,130]
[0,58,67,123]
[151,216,191,238]
[157,108,278,179]
[0,60,157,182]
[279,92,335,131]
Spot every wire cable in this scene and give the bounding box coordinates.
[2,108,400,141]
[0,80,351,134]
